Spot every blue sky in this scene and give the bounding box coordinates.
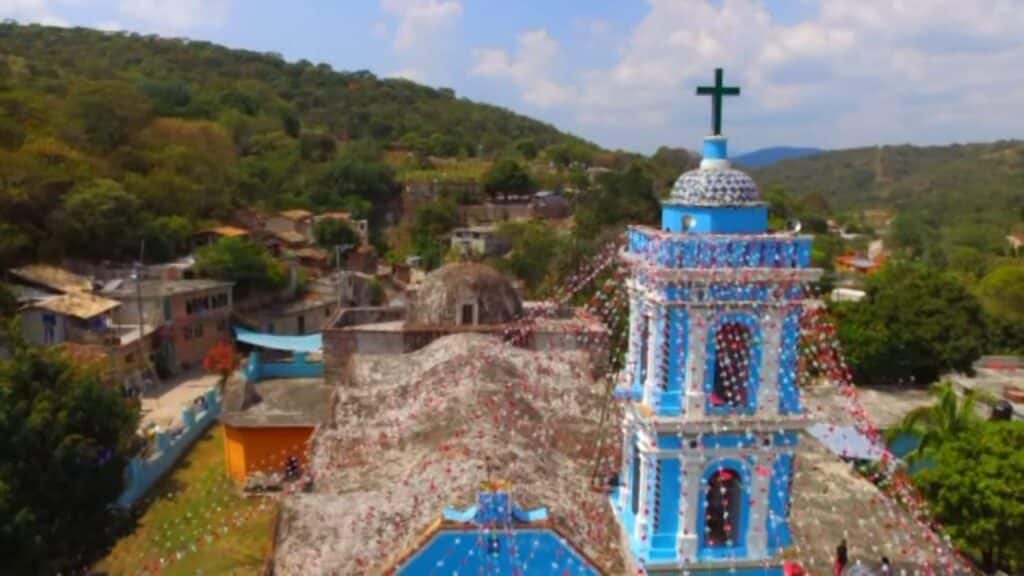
[4,0,1024,154]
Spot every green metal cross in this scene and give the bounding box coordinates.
[696,68,740,135]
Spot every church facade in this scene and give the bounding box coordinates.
[611,69,821,573]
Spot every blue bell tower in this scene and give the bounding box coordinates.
[610,69,821,574]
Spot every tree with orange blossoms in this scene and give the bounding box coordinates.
[203,341,238,394]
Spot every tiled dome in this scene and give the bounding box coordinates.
[669,167,760,205]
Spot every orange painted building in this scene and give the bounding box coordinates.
[222,425,315,481]
[219,377,332,482]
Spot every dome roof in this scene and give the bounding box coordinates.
[406,263,522,326]
[668,167,760,205]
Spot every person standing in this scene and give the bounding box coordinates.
[834,539,848,576]
[880,557,892,576]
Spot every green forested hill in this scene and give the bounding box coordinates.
[752,141,1024,231]
[0,23,596,265]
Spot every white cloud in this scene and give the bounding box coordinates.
[472,29,574,107]
[118,0,229,32]
[472,0,1024,150]
[380,0,461,52]
[379,0,462,85]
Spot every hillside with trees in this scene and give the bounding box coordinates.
[0,23,599,267]
[752,141,1024,235]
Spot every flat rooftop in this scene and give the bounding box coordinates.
[105,279,233,299]
[220,377,332,428]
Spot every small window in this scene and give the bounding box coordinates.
[705,469,743,546]
[297,315,305,335]
[324,307,331,317]
[460,303,475,325]
[711,322,752,408]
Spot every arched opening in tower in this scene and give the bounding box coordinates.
[705,468,742,546]
[712,321,751,407]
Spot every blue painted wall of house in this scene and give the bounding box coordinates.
[118,388,220,507]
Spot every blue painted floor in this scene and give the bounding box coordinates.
[398,528,597,575]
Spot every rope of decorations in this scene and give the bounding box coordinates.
[119,230,972,575]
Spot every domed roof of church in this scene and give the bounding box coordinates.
[406,262,522,326]
[668,166,760,205]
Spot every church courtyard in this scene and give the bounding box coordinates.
[96,429,277,576]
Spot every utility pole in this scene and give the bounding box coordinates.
[134,239,151,391]
[335,243,353,310]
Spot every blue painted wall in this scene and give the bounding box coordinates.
[662,205,768,234]
[651,458,681,559]
[778,308,802,414]
[659,307,687,415]
[766,452,794,551]
[244,350,323,381]
[627,228,812,270]
[118,388,220,507]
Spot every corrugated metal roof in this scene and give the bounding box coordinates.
[9,264,92,293]
[31,292,120,319]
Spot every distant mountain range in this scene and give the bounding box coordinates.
[733,147,824,168]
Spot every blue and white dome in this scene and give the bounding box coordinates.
[668,166,760,205]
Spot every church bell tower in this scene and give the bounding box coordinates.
[610,68,821,574]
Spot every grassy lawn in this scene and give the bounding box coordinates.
[96,427,277,576]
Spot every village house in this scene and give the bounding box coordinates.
[192,225,249,249]
[264,209,314,240]
[8,263,93,295]
[834,251,886,274]
[529,190,572,219]
[450,225,511,258]
[322,262,608,380]
[220,374,332,483]
[105,279,234,375]
[7,265,157,386]
[239,294,336,335]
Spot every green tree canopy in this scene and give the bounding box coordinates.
[494,220,569,297]
[514,138,538,160]
[483,158,533,201]
[63,81,152,154]
[575,165,659,240]
[308,146,400,216]
[977,264,1024,324]
[0,336,140,574]
[411,198,459,269]
[890,381,980,463]
[194,237,286,296]
[54,179,142,260]
[833,263,988,385]
[141,215,195,262]
[914,421,1024,573]
[313,218,359,250]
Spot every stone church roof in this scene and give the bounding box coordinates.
[273,333,626,575]
[405,262,523,327]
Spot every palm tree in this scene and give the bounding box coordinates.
[889,381,979,463]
